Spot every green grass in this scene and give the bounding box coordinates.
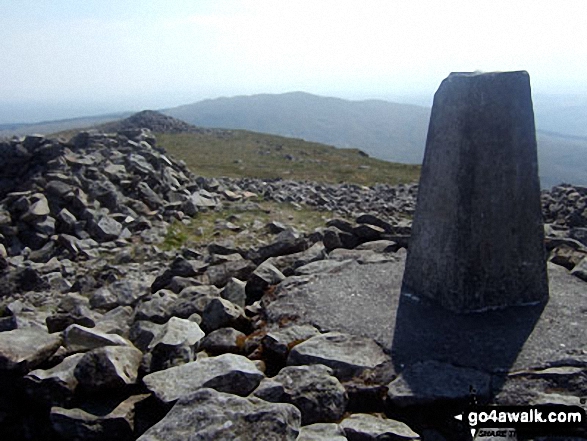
[156,130,420,186]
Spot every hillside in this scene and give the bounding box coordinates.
[163,92,431,164]
[163,92,587,188]
[157,130,420,186]
[55,110,421,186]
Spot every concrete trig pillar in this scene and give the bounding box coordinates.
[402,71,549,312]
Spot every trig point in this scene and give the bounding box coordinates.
[402,71,549,312]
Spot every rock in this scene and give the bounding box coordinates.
[253,364,348,424]
[74,345,142,392]
[129,320,163,353]
[288,332,391,381]
[295,259,354,275]
[355,214,394,233]
[323,227,358,251]
[262,324,321,361]
[266,220,288,234]
[297,423,347,441]
[46,309,97,333]
[403,71,548,312]
[63,324,132,353]
[200,297,250,333]
[89,286,119,311]
[137,388,300,441]
[147,317,205,370]
[570,227,587,246]
[329,248,394,264]
[352,223,385,241]
[206,259,256,287]
[134,290,178,324]
[168,287,218,319]
[571,256,587,281]
[355,239,399,253]
[108,279,150,307]
[24,353,84,406]
[199,327,246,355]
[386,360,491,407]
[220,277,247,308]
[245,260,285,303]
[0,327,62,373]
[549,244,587,270]
[142,353,265,404]
[270,242,327,275]
[21,193,50,221]
[90,216,123,242]
[50,394,149,441]
[248,229,308,263]
[340,413,420,441]
[93,305,133,336]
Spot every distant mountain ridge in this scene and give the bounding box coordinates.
[162,92,587,188]
[1,92,585,188]
[163,92,431,164]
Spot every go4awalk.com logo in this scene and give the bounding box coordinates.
[454,405,586,439]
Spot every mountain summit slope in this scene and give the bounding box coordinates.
[163,92,432,164]
[163,92,587,188]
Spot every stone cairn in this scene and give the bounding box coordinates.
[402,71,549,312]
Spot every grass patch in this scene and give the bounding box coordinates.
[156,130,420,186]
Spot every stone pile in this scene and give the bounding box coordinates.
[227,177,418,219]
[0,129,585,440]
[541,185,587,281]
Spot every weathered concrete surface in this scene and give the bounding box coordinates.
[403,71,548,312]
[264,257,587,374]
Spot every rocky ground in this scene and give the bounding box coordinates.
[0,129,586,440]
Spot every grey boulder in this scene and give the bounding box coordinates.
[63,324,132,353]
[74,345,142,392]
[51,394,149,441]
[297,423,347,441]
[253,364,348,424]
[147,317,205,370]
[0,327,62,373]
[288,332,390,381]
[340,413,420,441]
[25,353,84,406]
[143,353,265,404]
[137,388,300,441]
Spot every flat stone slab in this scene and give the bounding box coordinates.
[265,257,587,373]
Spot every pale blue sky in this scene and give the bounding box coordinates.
[1,0,586,122]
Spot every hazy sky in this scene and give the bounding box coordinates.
[1,0,587,122]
